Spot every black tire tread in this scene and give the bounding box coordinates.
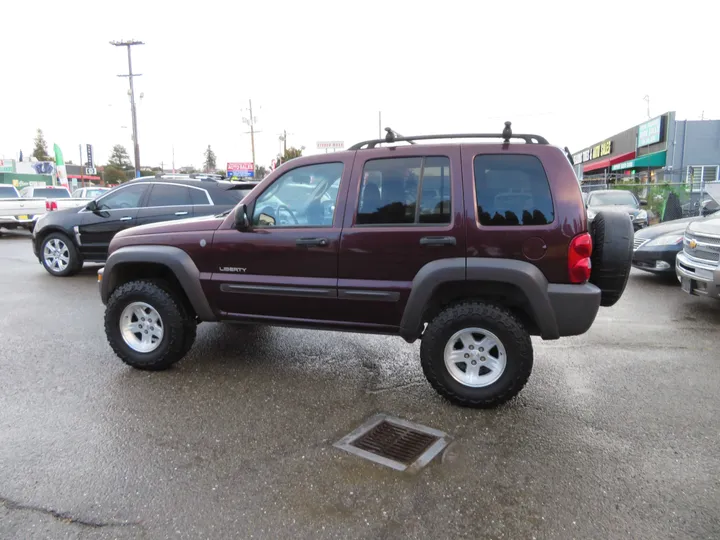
[421,302,533,408]
[104,280,196,370]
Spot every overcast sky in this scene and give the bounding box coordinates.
[1,0,717,170]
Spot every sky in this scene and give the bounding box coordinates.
[1,0,717,171]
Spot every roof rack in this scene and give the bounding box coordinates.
[348,122,548,150]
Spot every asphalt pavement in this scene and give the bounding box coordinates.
[1,229,718,540]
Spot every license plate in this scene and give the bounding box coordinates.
[681,278,693,294]
[18,215,28,220]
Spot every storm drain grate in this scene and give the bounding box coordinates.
[334,414,450,472]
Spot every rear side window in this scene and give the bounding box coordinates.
[357,156,452,225]
[34,188,70,198]
[211,187,248,205]
[147,184,191,207]
[0,186,18,198]
[188,188,211,205]
[474,154,554,226]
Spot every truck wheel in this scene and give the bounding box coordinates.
[420,302,533,408]
[589,211,633,307]
[40,232,82,277]
[105,280,197,371]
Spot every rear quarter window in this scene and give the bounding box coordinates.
[474,154,554,226]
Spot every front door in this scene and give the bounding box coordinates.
[135,183,195,227]
[337,147,465,327]
[77,183,150,261]
[209,158,352,322]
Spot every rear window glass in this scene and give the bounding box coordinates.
[474,154,554,226]
[212,187,251,205]
[0,186,18,198]
[34,188,70,198]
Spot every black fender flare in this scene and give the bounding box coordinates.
[399,257,560,342]
[100,245,217,322]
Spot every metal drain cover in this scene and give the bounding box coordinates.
[334,414,450,472]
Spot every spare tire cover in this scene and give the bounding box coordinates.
[589,211,633,307]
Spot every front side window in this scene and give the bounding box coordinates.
[252,163,343,227]
[356,156,452,226]
[474,154,554,226]
[147,184,191,207]
[95,184,148,210]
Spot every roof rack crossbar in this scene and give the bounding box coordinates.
[349,122,548,150]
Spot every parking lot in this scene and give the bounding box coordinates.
[1,229,719,540]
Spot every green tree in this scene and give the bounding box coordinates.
[280,146,303,163]
[103,165,128,184]
[108,144,133,170]
[255,165,267,179]
[32,128,51,161]
[203,145,217,172]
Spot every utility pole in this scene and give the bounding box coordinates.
[79,144,83,187]
[643,95,651,119]
[172,145,175,173]
[378,111,382,138]
[111,39,144,178]
[242,99,257,168]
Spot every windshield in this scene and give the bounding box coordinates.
[588,191,637,207]
[0,186,18,198]
[33,188,70,198]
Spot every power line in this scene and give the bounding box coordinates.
[111,39,144,178]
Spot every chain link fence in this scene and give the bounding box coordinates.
[580,171,716,224]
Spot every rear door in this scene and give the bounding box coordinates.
[337,146,465,327]
[77,183,149,260]
[135,183,195,226]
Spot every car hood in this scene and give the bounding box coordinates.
[114,213,226,238]
[588,204,641,216]
[686,215,720,237]
[635,216,702,239]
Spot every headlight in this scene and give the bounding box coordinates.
[635,210,648,221]
[646,234,683,247]
[587,209,597,220]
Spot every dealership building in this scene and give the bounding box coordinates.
[573,111,720,187]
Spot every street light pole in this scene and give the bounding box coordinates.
[111,39,144,178]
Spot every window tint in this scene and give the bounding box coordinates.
[96,184,148,210]
[189,188,211,205]
[474,155,554,226]
[34,188,70,198]
[357,156,451,225]
[253,163,343,227]
[147,184,190,207]
[0,186,18,198]
[208,187,248,205]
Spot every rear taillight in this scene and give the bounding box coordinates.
[568,233,592,283]
[45,200,58,211]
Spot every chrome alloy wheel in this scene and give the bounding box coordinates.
[443,327,507,387]
[120,302,165,353]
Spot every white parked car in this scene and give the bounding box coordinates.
[0,185,47,232]
[71,187,111,199]
[19,186,92,212]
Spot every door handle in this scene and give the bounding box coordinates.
[175,211,188,216]
[296,237,329,247]
[420,236,457,246]
[120,216,133,221]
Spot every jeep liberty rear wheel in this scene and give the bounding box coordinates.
[105,280,196,370]
[421,302,533,408]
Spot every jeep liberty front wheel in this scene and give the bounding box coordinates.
[420,302,533,408]
[105,280,196,370]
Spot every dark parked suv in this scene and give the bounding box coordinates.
[98,126,633,407]
[32,176,257,277]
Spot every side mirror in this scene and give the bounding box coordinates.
[257,213,276,226]
[640,200,648,207]
[234,204,251,231]
[85,200,98,212]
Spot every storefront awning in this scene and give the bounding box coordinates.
[611,150,667,172]
[583,151,636,173]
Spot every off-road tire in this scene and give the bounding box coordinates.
[421,302,533,408]
[40,232,82,277]
[589,211,633,307]
[105,280,196,370]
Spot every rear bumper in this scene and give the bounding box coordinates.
[0,215,39,227]
[676,252,720,299]
[547,283,602,337]
[632,244,680,273]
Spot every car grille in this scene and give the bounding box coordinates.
[684,232,720,264]
[633,237,647,250]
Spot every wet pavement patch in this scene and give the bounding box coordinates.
[334,413,450,472]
